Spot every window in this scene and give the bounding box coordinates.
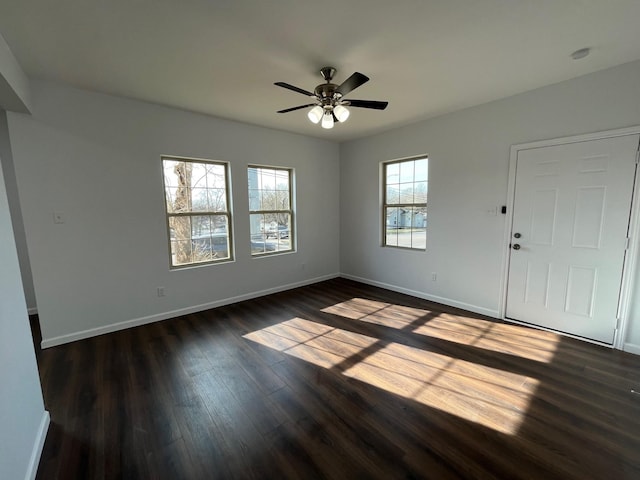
[383,156,428,249]
[162,156,232,267]
[248,166,294,255]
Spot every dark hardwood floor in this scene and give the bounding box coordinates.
[33,277,640,479]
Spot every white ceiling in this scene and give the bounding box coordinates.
[1,0,640,142]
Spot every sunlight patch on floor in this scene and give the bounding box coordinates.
[322,298,560,363]
[243,316,539,435]
[322,298,429,327]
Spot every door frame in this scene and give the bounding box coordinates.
[499,126,640,349]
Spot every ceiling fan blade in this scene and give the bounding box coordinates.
[336,72,369,96]
[274,82,315,97]
[346,99,389,110]
[277,104,316,113]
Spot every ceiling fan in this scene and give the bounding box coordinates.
[275,67,388,129]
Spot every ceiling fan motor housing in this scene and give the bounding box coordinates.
[314,83,341,106]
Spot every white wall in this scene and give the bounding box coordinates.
[8,63,640,352]
[339,60,640,351]
[0,112,48,480]
[8,80,340,346]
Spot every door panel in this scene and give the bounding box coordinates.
[530,189,557,245]
[564,265,596,317]
[506,134,638,343]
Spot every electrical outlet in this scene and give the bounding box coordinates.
[431,272,437,282]
[157,287,165,297]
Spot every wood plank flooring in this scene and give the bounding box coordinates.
[33,278,640,479]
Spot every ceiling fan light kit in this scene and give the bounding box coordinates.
[307,105,323,124]
[275,67,388,129]
[333,104,350,122]
[321,111,334,129]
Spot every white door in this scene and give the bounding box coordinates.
[506,134,639,344]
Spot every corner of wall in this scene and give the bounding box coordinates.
[25,412,49,480]
[623,343,640,356]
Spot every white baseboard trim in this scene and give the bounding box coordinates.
[27,307,38,315]
[25,410,50,480]
[340,273,500,318]
[623,342,640,355]
[41,273,339,348]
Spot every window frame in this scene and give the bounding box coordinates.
[161,155,233,269]
[247,164,295,257]
[382,155,428,251]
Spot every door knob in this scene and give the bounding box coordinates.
[512,244,521,250]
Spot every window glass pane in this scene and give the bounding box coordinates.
[385,232,399,247]
[415,158,428,182]
[170,216,192,241]
[385,207,399,247]
[399,161,414,183]
[414,182,428,203]
[191,215,212,237]
[191,239,215,263]
[400,184,414,204]
[171,240,193,266]
[190,163,205,188]
[248,189,260,211]
[166,161,192,214]
[260,168,276,191]
[409,207,427,249]
[261,213,280,236]
[169,212,194,265]
[251,240,271,255]
[275,190,290,210]
[386,185,400,205]
[191,188,208,211]
[275,171,290,191]
[192,162,223,188]
[163,160,180,188]
[208,188,227,212]
[213,215,228,233]
[172,187,192,213]
[190,163,204,188]
[261,190,275,210]
[410,230,426,249]
[165,186,178,213]
[250,213,266,240]
[272,227,291,253]
[386,162,399,183]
